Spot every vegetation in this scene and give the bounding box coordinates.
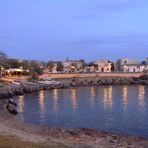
[56,62,64,72]
[108,61,115,71]
[0,51,8,68]
[47,61,54,72]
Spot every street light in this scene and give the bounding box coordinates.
[0,67,4,77]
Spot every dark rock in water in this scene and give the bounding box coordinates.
[6,101,18,115]
[8,109,18,115]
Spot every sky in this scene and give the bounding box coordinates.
[0,0,148,61]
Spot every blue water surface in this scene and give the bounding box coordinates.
[14,85,148,138]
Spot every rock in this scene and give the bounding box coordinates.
[6,103,18,115]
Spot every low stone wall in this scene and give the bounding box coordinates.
[49,73,143,79]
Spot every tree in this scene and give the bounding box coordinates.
[56,62,64,72]
[0,50,8,68]
[7,59,21,68]
[47,61,54,72]
[80,59,86,68]
[88,62,94,67]
[29,60,43,75]
[141,61,146,65]
[108,61,115,71]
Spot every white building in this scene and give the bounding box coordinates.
[123,64,148,73]
[62,60,84,73]
[116,58,140,71]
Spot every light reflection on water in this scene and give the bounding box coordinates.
[38,90,45,120]
[138,85,145,108]
[103,86,113,109]
[52,89,59,112]
[71,88,77,111]
[18,95,24,113]
[122,85,128,111]
[15,85,148,138]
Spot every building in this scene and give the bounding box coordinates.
[83,66,95,73]
[123,64,139,72]
[5,68,26,76]
[94,59,112,72]
[62,60,84,73]
[116,58,140,71]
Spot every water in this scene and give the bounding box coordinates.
[14,85,148,138]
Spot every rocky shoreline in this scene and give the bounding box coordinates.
[0,75,148,100]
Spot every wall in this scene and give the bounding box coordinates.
[49,72,143,79]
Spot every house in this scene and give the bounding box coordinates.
[62,60,84,73]
[94,60,112,72]
[116,58,140,71]
[123,64,148,73]
[123,64,139,72]
[83,66,95,73]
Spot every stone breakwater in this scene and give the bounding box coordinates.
[58,75,148,86]
[0,76,148,99]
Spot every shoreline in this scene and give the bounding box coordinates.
[1,76,148,147]
[0,76,148,99]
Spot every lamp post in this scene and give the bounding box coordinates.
[0,67,4,77]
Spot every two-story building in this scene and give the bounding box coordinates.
[62,60,84,73]
[116,58,140,72]
[94,60,112,72]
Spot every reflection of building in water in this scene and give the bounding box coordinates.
[52,89,59,112]
[138,85,145,107]
[90,87,96,107]
[122,86,128,110]
[39,90,45,119]
[18,95,24,113]
[103,86,113,108]
[71,88,77,111]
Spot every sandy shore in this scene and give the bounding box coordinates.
[1,99,148,148]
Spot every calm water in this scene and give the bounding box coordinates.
[14,85,148,138]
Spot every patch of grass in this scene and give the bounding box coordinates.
[0,135,68,148]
